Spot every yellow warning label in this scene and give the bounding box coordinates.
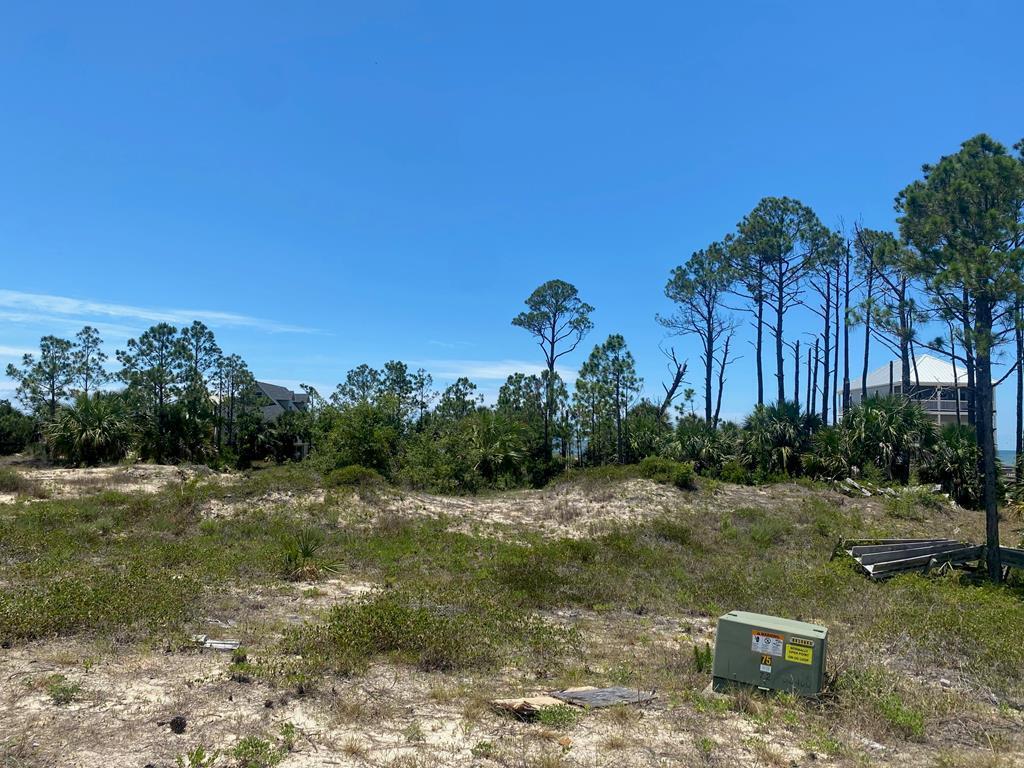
[785,644,813,665]
[789,637,814,648]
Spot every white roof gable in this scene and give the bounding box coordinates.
[862,354,966,389]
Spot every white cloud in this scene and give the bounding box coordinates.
[0,377,18,398]
[0,345,33,359]
[0,290,318,335]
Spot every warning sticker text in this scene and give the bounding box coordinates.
[785,644,813,665]
[751,630,784,657]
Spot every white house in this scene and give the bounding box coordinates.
[847,354,983,429]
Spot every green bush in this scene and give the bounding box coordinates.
[280,586,578,678]
[44,392,134,466]
[717,460,754,485]
[638,457,696,490]
[325,464,384,488]
[0,399,36,455]
[0,565,200,643]
[0,467,46,497]
[232,736,283,768]
[919,424,982,508]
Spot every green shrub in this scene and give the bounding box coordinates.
[44,392,134,466]
[692,642,713,674]
[536,705,581,729]
[325,464,384,488]
[280,586,578,678]
[885,487,943,521]
[281,527,336,581]
[717,460,753,485]
[638,457,696,490]
[176,747,219,768]
[0,565,200,643]
[232,736,282,768]
[919,425,982,508]
[0,467,46,497]
[0,399,36,455]
[45,674,81,705]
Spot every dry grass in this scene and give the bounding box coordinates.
[0,464,1022,767]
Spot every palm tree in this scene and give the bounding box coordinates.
[45,392,134,466]
[467,410,526,483]
[840,396,936,482]
[741,400,821,476]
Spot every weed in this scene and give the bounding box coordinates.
[692,642,713,674]
[340,738,367,758]
[536,705,581,729]
[281,527,336,581]
[696,735,715,760]
[876,692,925,739]
[279,722,297,752]
[800,727,845,757]
[471,741,496,758]
[232,736,282,768]
[176,746,219,768]
[0,468,47,497]
[402,721,425,743]
[885,486,944,521]
[279,586,579,680]
[326,465,384,488]
[45,674,81,705]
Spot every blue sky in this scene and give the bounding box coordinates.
[2,2,1023,445]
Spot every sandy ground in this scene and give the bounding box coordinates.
[0,463,221,504]
[1,466,1020,767]
[3,610,959,768]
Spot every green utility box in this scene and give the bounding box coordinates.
[711,611,827,696]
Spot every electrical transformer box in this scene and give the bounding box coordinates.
[711,611,827,696]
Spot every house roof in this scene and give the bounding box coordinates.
[860,354,967,389]
[257,381,306,403]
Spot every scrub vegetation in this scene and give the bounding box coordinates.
[1,464,1023,766]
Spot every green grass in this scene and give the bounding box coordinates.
[535,705,582,729]
[885,487,944,520]
[0,467,47,497]
[276,585,579,681]
[1,463,1022,753]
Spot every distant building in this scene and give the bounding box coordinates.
[255,381,309,423]
[847,354,985,429]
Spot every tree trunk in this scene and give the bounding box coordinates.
[832,270,840,425]
[975,298,1001,582]
[714,333,731,427]
[842,253,851,413]
[704,316,714,425]
[862,270,873,398]
[775,267,786,405]
[951,327,962,427]
[821,276,832,422]
[1017,302,1023,483]
[615,379,623,465]
[811,338,820,415]
[964,318,977,427]
[805,346,812,415]
[756,300,764,406]
[899,284,912,395]
[793,339,800,411]
[543,362,553,457]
